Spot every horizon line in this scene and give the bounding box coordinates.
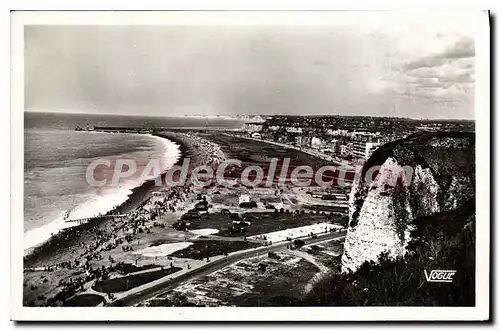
[24,109,476,122]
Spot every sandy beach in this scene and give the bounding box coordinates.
[23,130,351,307]
[23,131,204,266]
[23,130,237,306]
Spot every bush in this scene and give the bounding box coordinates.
[293,239,305,248]
[303,202,475,307]
[63,294,105,307]
[92,267,182,293]
[239,201,258,208]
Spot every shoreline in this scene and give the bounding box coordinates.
[23,132,181,253]
[23,129,352,306]
[23,132,189,265]
[22,129,347,265]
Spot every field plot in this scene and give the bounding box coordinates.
[301,239,345,271]
[23,268,81,306]
[187,213,233,232]
[189,211,334,238]
[168,240,262,260]
[210,193,240,206]
[248,222,343,243]
[63,294,105,307]
[302,205,350,214]
[205,134,334,172]
[230,257,319,306]
[148,251,322,307]
[138,242,193,257]
[92,267,182,293]
[112,263,160,275]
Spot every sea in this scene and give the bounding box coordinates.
[24,112,244,252]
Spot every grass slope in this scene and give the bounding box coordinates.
[303,200,475,306]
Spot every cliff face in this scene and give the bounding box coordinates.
[341,132,475,273]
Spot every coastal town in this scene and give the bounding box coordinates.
[16,12,484,320]
[23,115,474,307]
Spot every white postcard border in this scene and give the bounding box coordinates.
[10,10,490,321]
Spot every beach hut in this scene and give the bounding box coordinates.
[195,200,209,212]
[251,132,262,139]
[239,194,250,205]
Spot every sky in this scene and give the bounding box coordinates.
[24,12,479,119]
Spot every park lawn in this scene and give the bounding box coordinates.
[63,294,105,307]
[225,212,332,237]
[188,211,333,238]
[92,267,182,293]
[169,240,261,260]
[112,263,160,275]
[230,258,319,306]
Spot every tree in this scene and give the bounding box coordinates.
[293,239,305,248]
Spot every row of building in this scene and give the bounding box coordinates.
[244,122,388,160]
[241,114,475,161]
[316,134,384,160]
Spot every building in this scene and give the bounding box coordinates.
[311,137,323,149]
[251,132,262,139]
[268,125,280,132]
[251,115,266,123]
[340,142,353,156]
[325,139,340,154]
[295,136,302,146]
[366,141,381,158]
[352,139,381,160]
[239,195,250,205]
[311,191,325,199]
[347,131,382,159]
[326,129,349,137]
[351,131,380,141]
[296,136,312,147]
[286,126,304,134]
[244,122,263,133]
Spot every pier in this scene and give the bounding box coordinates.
[92,126,154,134]
[65,214,128,225]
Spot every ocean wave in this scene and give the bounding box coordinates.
[23,133,181,254]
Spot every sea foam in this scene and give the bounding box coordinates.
[23,133,181,254]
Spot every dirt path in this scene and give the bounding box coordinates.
[285,248,330,295]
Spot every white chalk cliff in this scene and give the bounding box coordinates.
[341,132,475,273]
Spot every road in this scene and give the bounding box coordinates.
[108,231,345,307]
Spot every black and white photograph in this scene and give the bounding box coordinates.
[10,10,490,321]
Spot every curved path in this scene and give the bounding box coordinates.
[108,231,345,307]
[285,249,330,294]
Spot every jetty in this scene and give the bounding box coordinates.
[65,214,128,225]
[92,126,154,134]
